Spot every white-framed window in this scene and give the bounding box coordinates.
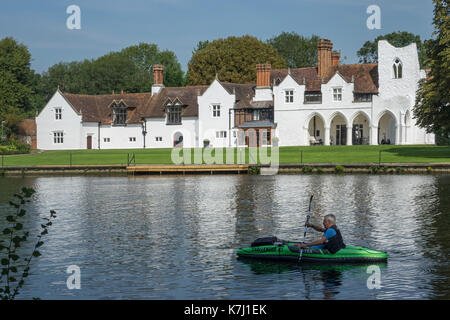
[253,110,260,121]
[53,132,64,144]
[393,58,403,79]
[55,108,62,120]
[216,131,227,138]
[155,137,162,142]
[333,88,342,101]
[212,105,221,117]
[285,90,294,103]
[103,137,110,143]
[129,137,136,142]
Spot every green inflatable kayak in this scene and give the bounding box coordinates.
[237,237,388,263]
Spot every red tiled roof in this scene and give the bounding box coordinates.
[143,86,208,118]
[58,63,379,123]
[62,92,153,124]
[271,64,379,93]
[220,82,263,109]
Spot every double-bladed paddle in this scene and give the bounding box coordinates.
[299,195,314,262]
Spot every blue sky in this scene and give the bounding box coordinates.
[0,0,435,74]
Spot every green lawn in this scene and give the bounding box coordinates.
[1,145,449,167]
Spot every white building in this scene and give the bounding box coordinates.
[36,39,434,150]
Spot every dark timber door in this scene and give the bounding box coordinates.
[87,136,92,149]
[336,125,347,145]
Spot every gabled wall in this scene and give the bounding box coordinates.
[377,40,434,145]
[198,80,236,148]
[273,74,305,146]
[378,40,421,101]
[36,90,82,150]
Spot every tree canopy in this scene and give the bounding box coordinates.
[0,37,41,138]
[39,43,185,101]
[187,35,286,85]
[0,38,35,117]
[267,32,320,68]
[357,31,428,68]
[414,0,450,144]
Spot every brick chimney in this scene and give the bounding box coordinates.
[152,64,164,95]
[153,64,164,86]
[331,51,340,67]
[317,39,333,79]
[254,63,272,101]
[256,63,271,87]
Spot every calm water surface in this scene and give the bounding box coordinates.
[0,174,449,300]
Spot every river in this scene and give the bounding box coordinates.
[0,174,449,299]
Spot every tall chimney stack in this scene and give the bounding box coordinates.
[317,39,333,79]
[256,63,271,88]
[254,63,272,101]
[331,51,340,67]
[153,64,164,86]
[152,64,165,95]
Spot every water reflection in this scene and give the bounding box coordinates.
[0,174,448,299]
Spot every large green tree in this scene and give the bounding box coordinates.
[267,32,320,68]
[187,35,286,85]
[357,31,428,68]
[39,43,185,100]
[0,37,41,138]
[414,0,450,144]
[184,40,211,85]
[0,38,35,117]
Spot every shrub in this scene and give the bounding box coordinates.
[335,165,345,174]
[370,166,380,174]
[316,167,323,174]
[302,166,313,173]
[248,166,261,175]
[395,167,405,174]
[427,166,433,173]
[0,140,31,155]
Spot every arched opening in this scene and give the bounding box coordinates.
[173,132,183,148]
[330,113,348,145]
[307,114,325,145]
[351,113,370,145]
[378,112,396,144]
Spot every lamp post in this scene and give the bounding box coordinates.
[142,121,147,149]
[1,120,5,140]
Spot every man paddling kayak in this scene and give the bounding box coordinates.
[295,214,346,254]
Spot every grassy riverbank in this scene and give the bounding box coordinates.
[1,145,449,167]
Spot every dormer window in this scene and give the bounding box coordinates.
[111,102,127,126]
[166,101,182,125]
[393,58,403,79]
